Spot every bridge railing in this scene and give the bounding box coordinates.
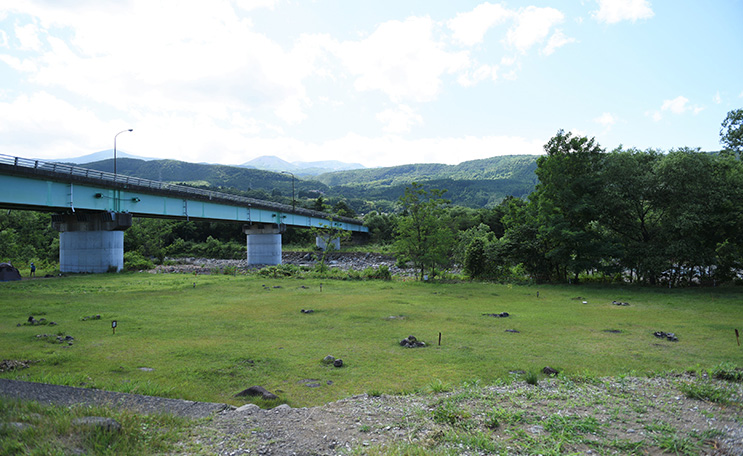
[0,154,364,226]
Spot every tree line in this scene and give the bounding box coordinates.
[388,109,743,286]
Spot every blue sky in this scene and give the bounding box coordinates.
[0,1,741,168]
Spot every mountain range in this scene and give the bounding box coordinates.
[58,151,365,176]
[238,155,365,176]
[71,154,540,211]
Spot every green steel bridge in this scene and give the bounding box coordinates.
[0,154,367,272]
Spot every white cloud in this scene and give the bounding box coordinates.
[506,6,565,54]
[661,96,690,114]
[713,91,721,104]
[594,112,617,127]
[234,0,279,12]
[457,64,498,87]
[0,91,120,157]
[376,104,423,134]
[0,1,325,126]
[592,0,654,24]
[648,96,703,121]
[14,22,43,51]
[332,16,469,103]
[447,2,512,46]
[542,29,576,56]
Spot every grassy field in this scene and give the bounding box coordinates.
[1,273,741,407]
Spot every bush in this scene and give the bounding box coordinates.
[362,265,392,280]
[123,251,154,271]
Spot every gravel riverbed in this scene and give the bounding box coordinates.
[177,374,742,455]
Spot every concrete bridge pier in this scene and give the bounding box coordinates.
[52,212,133,273]
[315,235,341,251]
[244,223,285,266]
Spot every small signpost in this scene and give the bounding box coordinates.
[112,320,117,335]
[736,328,740,347]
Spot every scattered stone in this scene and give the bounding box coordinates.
[333,359,344,368]
[4,422,32,431]
[322,355,336,364]
[299,285,309,289]
[235,404,260,413]
[603,329,622,333]
[25,316,49,326]
[327,380,333,385]
[300,309,315,314]
[654,331,679,342]
[72,416,122,433]
[483,312,510,318]
[35,334,74,345]
[612,301,630,306]
[272,404,291,411]
[509,370,526,375]
[0,359,31,373]
[505,329,520,333]
[235,386,278,400]
[307,383,322,388]
[138,367,154,372]
[272,286,282,289]
[399,335,426,348]
[542,366,559,376]
[385,315,406,320]
[81,314,101,321]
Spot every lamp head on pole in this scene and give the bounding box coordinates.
[113,128,134,178]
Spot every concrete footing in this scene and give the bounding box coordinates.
[244,224,284,266]
[316,235,341,251]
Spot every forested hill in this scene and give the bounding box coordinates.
[317,155,539,208]
[77,158,329,195]
[316,155,538,187]
[75,154,539,211]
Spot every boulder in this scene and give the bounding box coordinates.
[400,336,426,348]
[72,417,122,433]
[322,355,335,364]
[542,366,559,376]
[333,359,344,368]
[234,386,278,400]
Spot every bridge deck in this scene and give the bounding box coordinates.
[0,154,367,232]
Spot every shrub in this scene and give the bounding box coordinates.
[362,265,392,280]
[711,363,743,382]
[123,252,154,271]
[677,381,732,404]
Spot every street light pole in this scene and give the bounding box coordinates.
[281,171,295,210]
[113,129,133,178]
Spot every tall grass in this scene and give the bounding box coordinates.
[1,273,741,407]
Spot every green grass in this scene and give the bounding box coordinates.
[0,397,193,456]
[1,273,742,407]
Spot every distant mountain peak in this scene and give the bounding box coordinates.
[239,155,365,176]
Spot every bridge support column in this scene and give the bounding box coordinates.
[315,235,340,251]
[52,212,132,273]
[243,223,285,266]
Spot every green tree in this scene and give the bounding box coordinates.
[720,108,743,158]
[363,211,396,244]
[595,147,668,283]
[531,130,607,282]
[393,183,454,280]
